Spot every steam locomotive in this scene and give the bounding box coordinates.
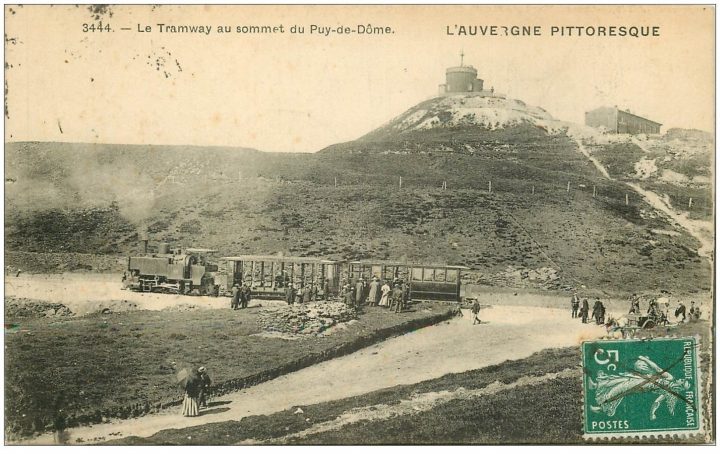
[123,244,221,296]
[124,244,467,302]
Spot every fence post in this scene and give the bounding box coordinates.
[531,185,535,195]
[399,177,403,189]
[688,197,693,209]
[593,185,596,198]
[625,194,629,206]
[567,181,570,193]
[488,181,492,193]
[334,177,337,188]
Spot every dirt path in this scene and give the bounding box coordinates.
[4,273,235,314]
[571,136,611,179]
[626,182,714,259]
[27,304,605,445]
[568,135,713,259]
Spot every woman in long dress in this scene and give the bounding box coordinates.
[182,369,201,417]
[379,282,391,307]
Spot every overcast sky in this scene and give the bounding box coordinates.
[5,5,714,152]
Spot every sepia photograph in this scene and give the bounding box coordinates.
[3,4,715,445]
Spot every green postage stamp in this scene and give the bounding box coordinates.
[582,337,702,438]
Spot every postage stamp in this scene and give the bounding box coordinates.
[582,337,702,438]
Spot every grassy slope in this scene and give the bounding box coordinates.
[107,321,712,445]
[4,131,710,295]
[4,302,452,437]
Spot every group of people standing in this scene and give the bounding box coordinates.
[570,292,606,324]
[675,300,702,322]
[341,277,410,313]
[630,293,701,324]
[230,283,252,310]
[629,293,669,325]
[283,280,330,305]
[570,291,704,326]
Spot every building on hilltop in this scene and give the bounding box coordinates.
[438,52,504,98]
[585,106,662,134]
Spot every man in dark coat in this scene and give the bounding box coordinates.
[472,300,482,325]
[302,284,312,304]
[323,279,331,301]
[391,282,404,313]
[240,283,252,309]
[581,298,589,323]
[230,284,240,310]
[356,279,366,306]
[592,299,605,325]
[628,293,641,314]
[675,302,686,322]
[198,366,212,408]
[284,284,296,305]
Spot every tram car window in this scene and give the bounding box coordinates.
[408,264,466,302]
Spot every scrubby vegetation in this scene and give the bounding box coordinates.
[108,320,712,445]
[4,127,710,296]
[4,301,452,438]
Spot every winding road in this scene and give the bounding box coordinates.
[26,303,604,445]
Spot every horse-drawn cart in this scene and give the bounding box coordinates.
[625,312,662,330]
[608,303,668,338]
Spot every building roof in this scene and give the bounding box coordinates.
[446,65,477,74]
[617,108,662,126]
[587,106,662,126]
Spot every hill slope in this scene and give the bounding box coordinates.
[4,95,712,295]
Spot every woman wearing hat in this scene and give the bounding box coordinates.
[368,277,380,307]
[379,281,391,307]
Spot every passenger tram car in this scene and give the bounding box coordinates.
[124,244,466,303]
[216,255,342,299]
[346,260,467,302]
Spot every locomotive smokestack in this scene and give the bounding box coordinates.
[140,228,149,254]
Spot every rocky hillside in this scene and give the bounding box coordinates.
[578,127,712,220]
[4,95,712,295]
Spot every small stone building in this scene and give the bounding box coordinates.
[585,106,662,134]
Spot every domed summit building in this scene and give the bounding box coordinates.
[438,53,503,98]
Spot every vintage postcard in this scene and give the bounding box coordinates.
[3,4,714,445]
